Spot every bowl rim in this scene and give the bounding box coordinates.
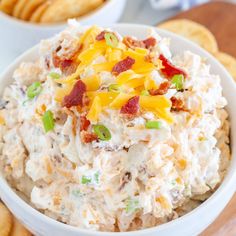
[0,23,235,235]
[0,0,119,29]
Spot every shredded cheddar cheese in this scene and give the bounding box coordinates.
[87,96,102,122]
[53,26,175,124]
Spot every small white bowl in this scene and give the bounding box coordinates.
[0,0,126,61]
[0,24,236,236]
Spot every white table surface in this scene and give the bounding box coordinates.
[0,0,235,73]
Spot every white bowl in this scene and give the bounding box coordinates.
[0,24,236,236]
[0,0,126,71]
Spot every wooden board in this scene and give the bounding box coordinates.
[201,193,236,236]
[169,1,236,58]
[166,2,236,235]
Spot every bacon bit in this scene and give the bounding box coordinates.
[120,96,139,115]
[96,30,107,41]
[112,56,135,75]
[144,54,153,63]
[62,80,86,108]
[82,94,90,107]
[159,54,187,79]
[52,52,77,75]
[123,36,156,49]
[80,130,98,143]
[142,37,157,49]
[80,115,90,131]
[170,96,184,111]
[123,37,145,49]
[52,52,61,68]
[60,59,73,69]
[149,81,171,95]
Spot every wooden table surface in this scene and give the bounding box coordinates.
[170,1,236,58]
[168,2,236,235]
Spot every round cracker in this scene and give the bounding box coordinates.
[10,217,32,236]
[158,19,218,54]
[12,0,27,18]
[19,0,45,20]
[215,52,236,80]
[0,202,13,236]
[0,0,18,14]
[29,1,50,23]
[40,0,103,23]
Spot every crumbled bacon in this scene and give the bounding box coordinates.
[170,96,185,111]
[112,56,135,75]
[80,115,90,131]
[120,96,139,115]
[62,80,86,108]
[96,30,107,41]
[123,36,157,49]
[149,81,171,96]
[52,52,61,68]
[81,131,98,143]
[52,52,77,75]
[123,37,145,49]
[159,54,187,79]
[142,37,157,49]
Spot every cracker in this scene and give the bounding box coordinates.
[10,217,32,236]
[0,202,13,236]
[12,0,27,18]
[0,0,18,14]
[29,1,50,23]
[158,19,218,53]
[40,0,104,23]
[20,0,45,20]
[215,52,236,80]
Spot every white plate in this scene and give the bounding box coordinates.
[0,23,235,236]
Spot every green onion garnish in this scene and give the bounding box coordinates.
[26,82,42,99]
[48,72,61,80]
[93,125,111,141]
[104,32,118,48]
[93,124,111,141]
[81,176,91,184]
[94,171,100,184]
[125,198,139,213]
[140,90,150,96]
[145,121,162,129]
[108,84,122,92]
[42,110,54,133]
[171,74,184,91]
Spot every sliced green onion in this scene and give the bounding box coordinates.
[108,84,122,92]
[22,100,29,106]
[27,81,42,99]
[104,32,118,48]
[93,124,111,141]
[145,121,162,129]
[94,171,100,184]
[48,72,61,80]
[42,110,54,133]
[125,198,139,213]
[140,90,150,96]
[171,74,184,91]
[81,176,91,184]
